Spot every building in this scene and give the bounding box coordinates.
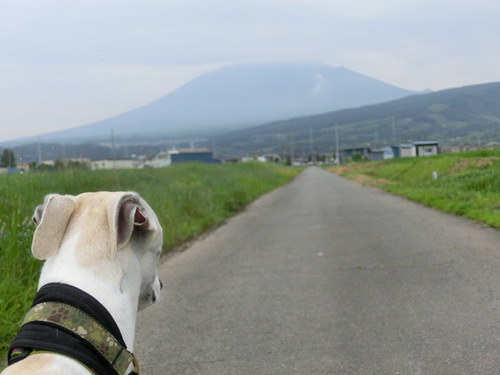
[340,141,439,163]
[170,151,218,164]
[391,144,415,158]
[90,150,218,170]
[392,142,439,158]
[91,158,136,170]
[413,141,439,156]
[146,151,171,168]
[145,150,219,167]
[368,147,394,160]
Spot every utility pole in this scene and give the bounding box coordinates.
[309,124,315,162]
[392,116,396,143]
[111,130,116,169]
[335,124,340,165]
[37,136,42,166]
[287,123,295,166]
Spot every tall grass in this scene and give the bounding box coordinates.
[0,162,298,366]
[329,150,500,228]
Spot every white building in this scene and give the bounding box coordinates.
[413,141,439,156]
[392,142,439,158]
[145,151,171,168]
[91,158,136,170]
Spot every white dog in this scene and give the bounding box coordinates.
[2,192,163,375]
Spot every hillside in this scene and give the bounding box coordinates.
[5,82,500,162]
[6,63,415,145]
[213,81,500,156]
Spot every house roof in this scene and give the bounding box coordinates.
[413,141,439,146]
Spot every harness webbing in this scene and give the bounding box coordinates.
[7,283,139,375]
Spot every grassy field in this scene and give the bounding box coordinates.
[0,162,299,366]
[328,150,500,228]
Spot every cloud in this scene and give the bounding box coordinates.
[1,0,500,141]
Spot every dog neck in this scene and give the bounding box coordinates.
[8,283,138,375]
[37,237,141,352]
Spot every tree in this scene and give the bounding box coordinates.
[351,152,363,162]
[0,148,16,168]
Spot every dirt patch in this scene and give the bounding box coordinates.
[328,163,372,174]
[327,164,394,187]
[348,174,395,187]
[449,157,499,174]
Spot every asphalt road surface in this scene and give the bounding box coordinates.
[136,167,500,374]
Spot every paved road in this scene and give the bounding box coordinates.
[136,167,500,374]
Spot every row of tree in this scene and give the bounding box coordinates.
[0,149,88,171]
[0,149,16,168]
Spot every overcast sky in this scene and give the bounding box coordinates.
[1,0,499,142]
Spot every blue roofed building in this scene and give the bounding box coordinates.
[169,151,219,164]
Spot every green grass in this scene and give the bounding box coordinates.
[0,162,299,367]
[329,150,500,228]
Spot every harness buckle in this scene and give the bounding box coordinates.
[8,347,32,365]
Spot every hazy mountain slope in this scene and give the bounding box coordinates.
[12,63,416,143]
[214,81,500,156]
[6,82,500,162]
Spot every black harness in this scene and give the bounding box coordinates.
[7,283,138,375]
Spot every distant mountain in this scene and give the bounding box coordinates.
[213,81,500,157]
[8,63,416,144]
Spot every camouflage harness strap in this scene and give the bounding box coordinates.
[22,301,139,375]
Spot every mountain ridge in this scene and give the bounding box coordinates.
[4,81,500,162]
[4,62,417,145]
[213,80,500,156]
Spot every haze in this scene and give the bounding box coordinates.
[1,0,499,142]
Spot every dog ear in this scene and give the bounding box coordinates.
[31,194,77,260]
[109,193,149,252]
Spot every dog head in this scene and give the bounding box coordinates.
[31,192,163,309]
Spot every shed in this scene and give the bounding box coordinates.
[368,147,393,160]
[413,141,439,157]
[391,144,415,158]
